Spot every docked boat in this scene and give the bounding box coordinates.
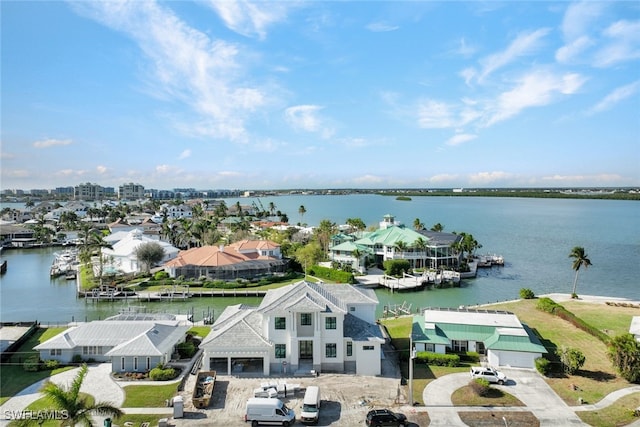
[50,249,79,277]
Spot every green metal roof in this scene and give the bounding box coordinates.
[355,225,427,247]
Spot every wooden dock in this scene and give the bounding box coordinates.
[79,288,268,301]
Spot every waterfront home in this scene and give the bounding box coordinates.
[199,280,384,376]
[0,223,36,247]
[163,239,287,281]
[101,228,179,274]
[34,315,189,372]
[411,308,547,369]
[329,214,462,272]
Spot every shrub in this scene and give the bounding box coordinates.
[470,378,491,396]
[415,351,460,367]
[149,365,177,381]
[307,265,356,284]
[535,357,551,376]
[557,346,586,374]
[383,259,411,277]
[43,359,60,370]
[23,356,40,372]
[154,271,170,280]
[176,341,196,359]
[536,297,559,313]
[519,288,535,299]
[459,351,480,363]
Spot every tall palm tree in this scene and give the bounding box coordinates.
[569,246,592,297]
[298,205,306,224]
[40,364,122,426]
[413,218,425,231]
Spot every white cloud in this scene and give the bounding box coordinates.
[96,165,108,175]
[417,100,457,129]
[541,174,623,184]
[588,81,640,114]
[478,28,551,82]
[33,138,73,148]
[555,35,593,64]
[560,1,606,41]
[485,69,586,126]
[284,105,334,138]
[353,174,385,184]
[178,149,192,160]
[428,174,459,184]
[468,171,512,185]
[205,0,292,40]
[72,1,269,142]
[366,22,399,32]
[593,20,640,67]
[446,133,477,146]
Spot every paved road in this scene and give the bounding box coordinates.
[3,364,640,426]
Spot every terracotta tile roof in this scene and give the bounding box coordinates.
[163,239,280,268]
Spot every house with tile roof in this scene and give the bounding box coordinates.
[163,239,287,280]
[199,280,384,377]
[411,308,547,369]
[34,316,190,373]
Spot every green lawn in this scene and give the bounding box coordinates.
[576,392,640,427]
[9,393,95,427]
[0,327,72,405]
[122,383,180,407]
[381,299,638,413]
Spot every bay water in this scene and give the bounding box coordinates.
[1,195,638,323]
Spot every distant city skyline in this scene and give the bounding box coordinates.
[2,1,639,190]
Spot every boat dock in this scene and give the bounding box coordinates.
[79,287,268,301]
[475,254,504,267]
[377,269,461,292]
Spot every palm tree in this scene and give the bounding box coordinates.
[413,218,425,231]
[39,364,122,426]
[569,246,592,297]
[298,205,306,224]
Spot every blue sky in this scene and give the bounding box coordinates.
[2,1,639,190]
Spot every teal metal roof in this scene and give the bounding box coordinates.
[355,225,427,247]
[411,316,451,345]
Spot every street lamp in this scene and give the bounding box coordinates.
[408,340,417,406]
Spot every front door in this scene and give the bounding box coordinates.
[299,340,313,359]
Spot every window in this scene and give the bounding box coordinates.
[275,344,286,359]
[133,357,138,371]
[349,306,356,312]
[146,357,151,371]
[301,313,312,326]
[82,346,100,355]
[425,343,435,352]
[275,317,286,329]
[50,349,61,356]
[452,340,468,352]
[363,345,374,350]
[326,343,337,358]
[121,357,125,371]
[325,317,337,329]
[346,342,353,357]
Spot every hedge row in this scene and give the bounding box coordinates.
[536,297,610,344]
[415,351,460,367]
[308,265,356,284]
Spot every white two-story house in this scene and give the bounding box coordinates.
[199,280,384,377]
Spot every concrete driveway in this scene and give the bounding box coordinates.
[422,368,588,426]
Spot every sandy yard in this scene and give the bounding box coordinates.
[170,344,428,426]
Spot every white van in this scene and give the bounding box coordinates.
[244,397,296,427]
[300,385,320,425]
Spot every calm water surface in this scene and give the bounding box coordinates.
[1,195,638,323]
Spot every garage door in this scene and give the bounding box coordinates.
[494,351,534,369]
[230,357,264,374]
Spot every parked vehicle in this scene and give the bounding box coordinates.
[300,385,321,425]
[365,409,407,426]
[244,397,295,427]
[470,366,507,385]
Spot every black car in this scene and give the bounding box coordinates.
[365,409,408,426]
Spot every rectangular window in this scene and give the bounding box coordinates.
[301,313,312,326]
[325,317,337,329]
[50,349,56,356]
[275,317,286,329]
[146,357,151,371]
[275,344,286,359]
[326,343,337,358]
[121,357,125,371]
[363,345,374,350]
[349,306,356,312]
[425,343,435,352]
[452,340,468,353]
[133,357,138,371]
[346,342,353,357]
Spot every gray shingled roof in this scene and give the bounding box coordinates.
[343,313,385,342]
